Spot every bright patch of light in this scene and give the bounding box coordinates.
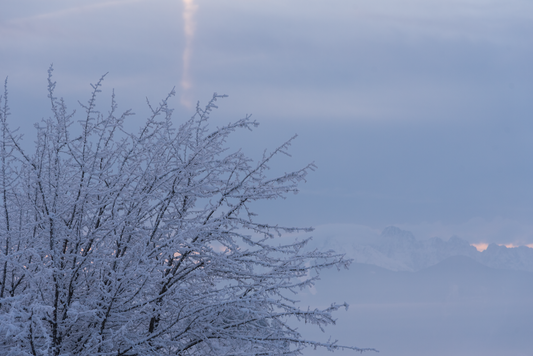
[471,243,488,252]
[472,242,533,251]
[501,243,519,248]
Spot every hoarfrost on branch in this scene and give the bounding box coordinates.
[0,67,372,355]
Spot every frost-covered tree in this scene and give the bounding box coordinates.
[0,67,372,356]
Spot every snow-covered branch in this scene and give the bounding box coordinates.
[0,67,372,356]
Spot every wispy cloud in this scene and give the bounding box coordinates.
[6,0,144,22]
[0,0,145,39]
[180,0,198,109]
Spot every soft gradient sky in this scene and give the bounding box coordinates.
[2,0,533,246]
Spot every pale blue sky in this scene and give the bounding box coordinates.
[2,0,533,245]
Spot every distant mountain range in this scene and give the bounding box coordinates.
[310,226,533,272]
[300,226,533,356]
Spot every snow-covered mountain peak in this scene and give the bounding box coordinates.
[380,226,417,242]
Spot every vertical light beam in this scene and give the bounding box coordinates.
[181,0,197,108]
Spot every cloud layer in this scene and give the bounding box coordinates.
[2,0,532,244]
